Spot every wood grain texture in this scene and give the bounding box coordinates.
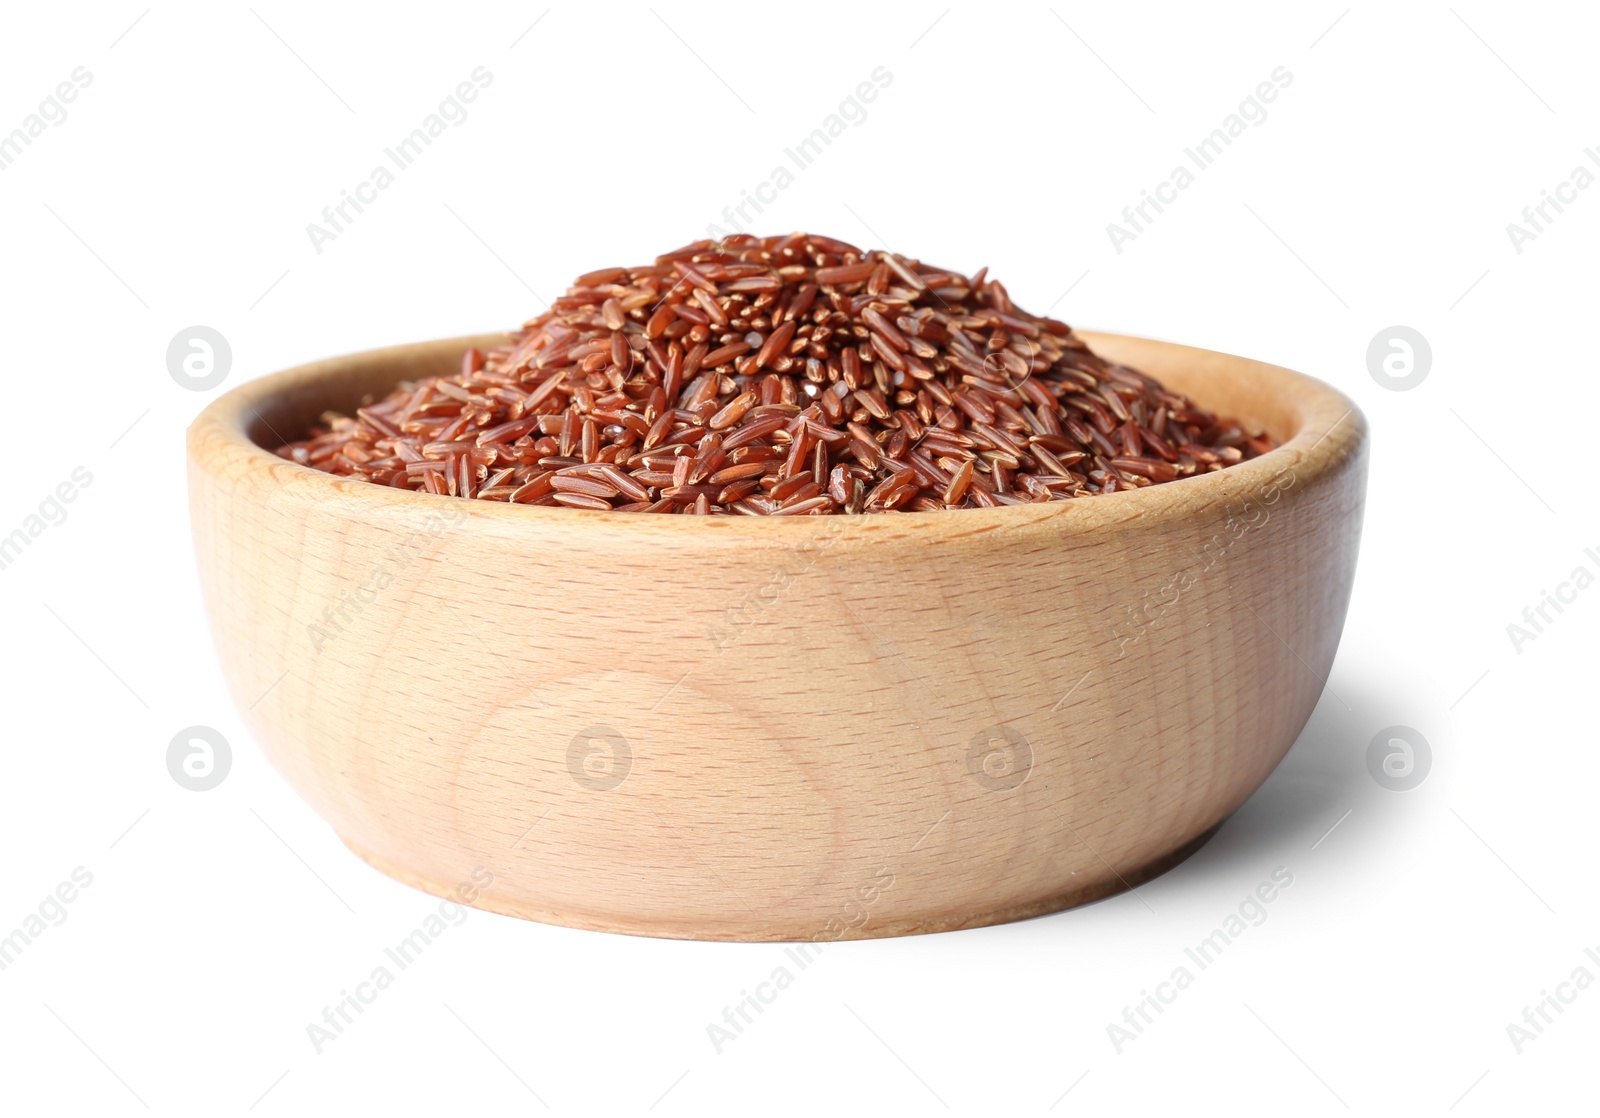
[187,331,1367,940]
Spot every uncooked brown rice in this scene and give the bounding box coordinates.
[276,233,1274,513]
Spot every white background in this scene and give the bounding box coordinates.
[1,2,1594,1114]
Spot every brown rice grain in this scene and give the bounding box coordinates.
[277,233,1273,514]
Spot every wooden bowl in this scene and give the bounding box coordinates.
[187,331,1366,940]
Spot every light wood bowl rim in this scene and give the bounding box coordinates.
[189,330,1364,539]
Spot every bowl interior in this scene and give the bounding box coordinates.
[1087,332,1304,446]
[244,339,483,453]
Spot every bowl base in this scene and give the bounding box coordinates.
[337,822,1223,942]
